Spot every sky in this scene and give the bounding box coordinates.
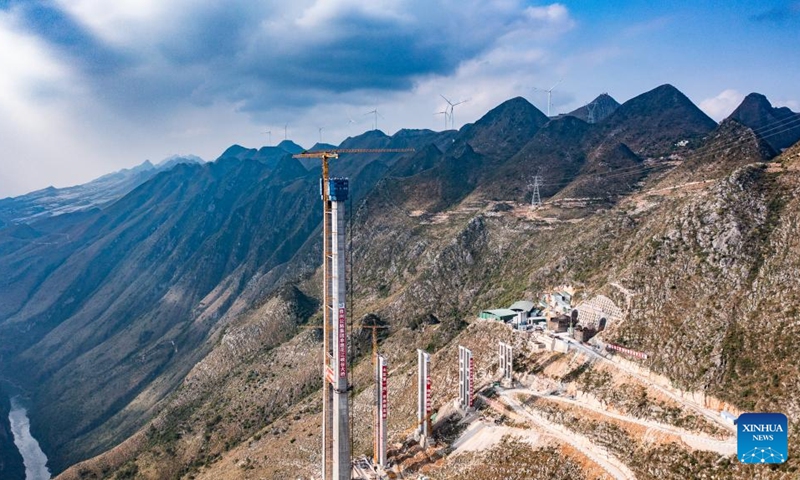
[1,0,798,197]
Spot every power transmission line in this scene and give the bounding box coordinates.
[528,170,543,207]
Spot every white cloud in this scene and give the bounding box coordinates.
[776,99,800,112]
[0,9,102,196]
[526,3,571,23]
[295,0,410,28]
[53,0,168,46]
[0,10,75,126]
[700,89,744,121]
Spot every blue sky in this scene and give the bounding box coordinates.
[0,0,798,197]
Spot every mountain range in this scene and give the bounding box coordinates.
[1,84,800,479]
[0,155,204,225]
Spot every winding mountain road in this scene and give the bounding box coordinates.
[505,387,736,456]
[480,392,636,480]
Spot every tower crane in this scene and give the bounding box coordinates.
[292,147,413,480]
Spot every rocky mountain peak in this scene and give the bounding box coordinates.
[732,92,773,116]
[455,96,549,161]
[276,140,305,154]
[220,144,251,158]
[728,93,800,152]
[475,96,549,128]
[622,84,713,122]
[155,154,203,170]
[568,93,620,124]
[595,92,617,104]
[597,84,717,158]
[338,130,391,150]
[392,128,436,139]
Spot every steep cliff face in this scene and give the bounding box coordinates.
[612,164,792,397]
[53,283,324,479]
[614,146,800,419]
[0,129,429,472]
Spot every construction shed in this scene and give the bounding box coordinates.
[479,309,518,322]
[509,300,537,314]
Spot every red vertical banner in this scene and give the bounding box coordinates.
[338,306,347,377]
[425,375,432,416]
[468,356,474,407]
[381,364,388,420]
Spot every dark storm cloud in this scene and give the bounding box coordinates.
[226,12,476,110]
[174,2,502,110]
[9,1,543,114]
[4,1,131,75]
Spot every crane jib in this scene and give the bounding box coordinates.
[292,148,415,159]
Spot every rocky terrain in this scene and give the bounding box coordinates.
[2,84,800,478]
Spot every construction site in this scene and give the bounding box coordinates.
[300,149,744,480]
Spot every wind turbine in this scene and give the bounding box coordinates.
[434,109,450,130]
[318,126,324,143]
[343,115,358,136]
[440,94,468,129]
[365,108,383,131]
[533,79,562,117]
[263,129,272,145]
[284,123,288,140]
